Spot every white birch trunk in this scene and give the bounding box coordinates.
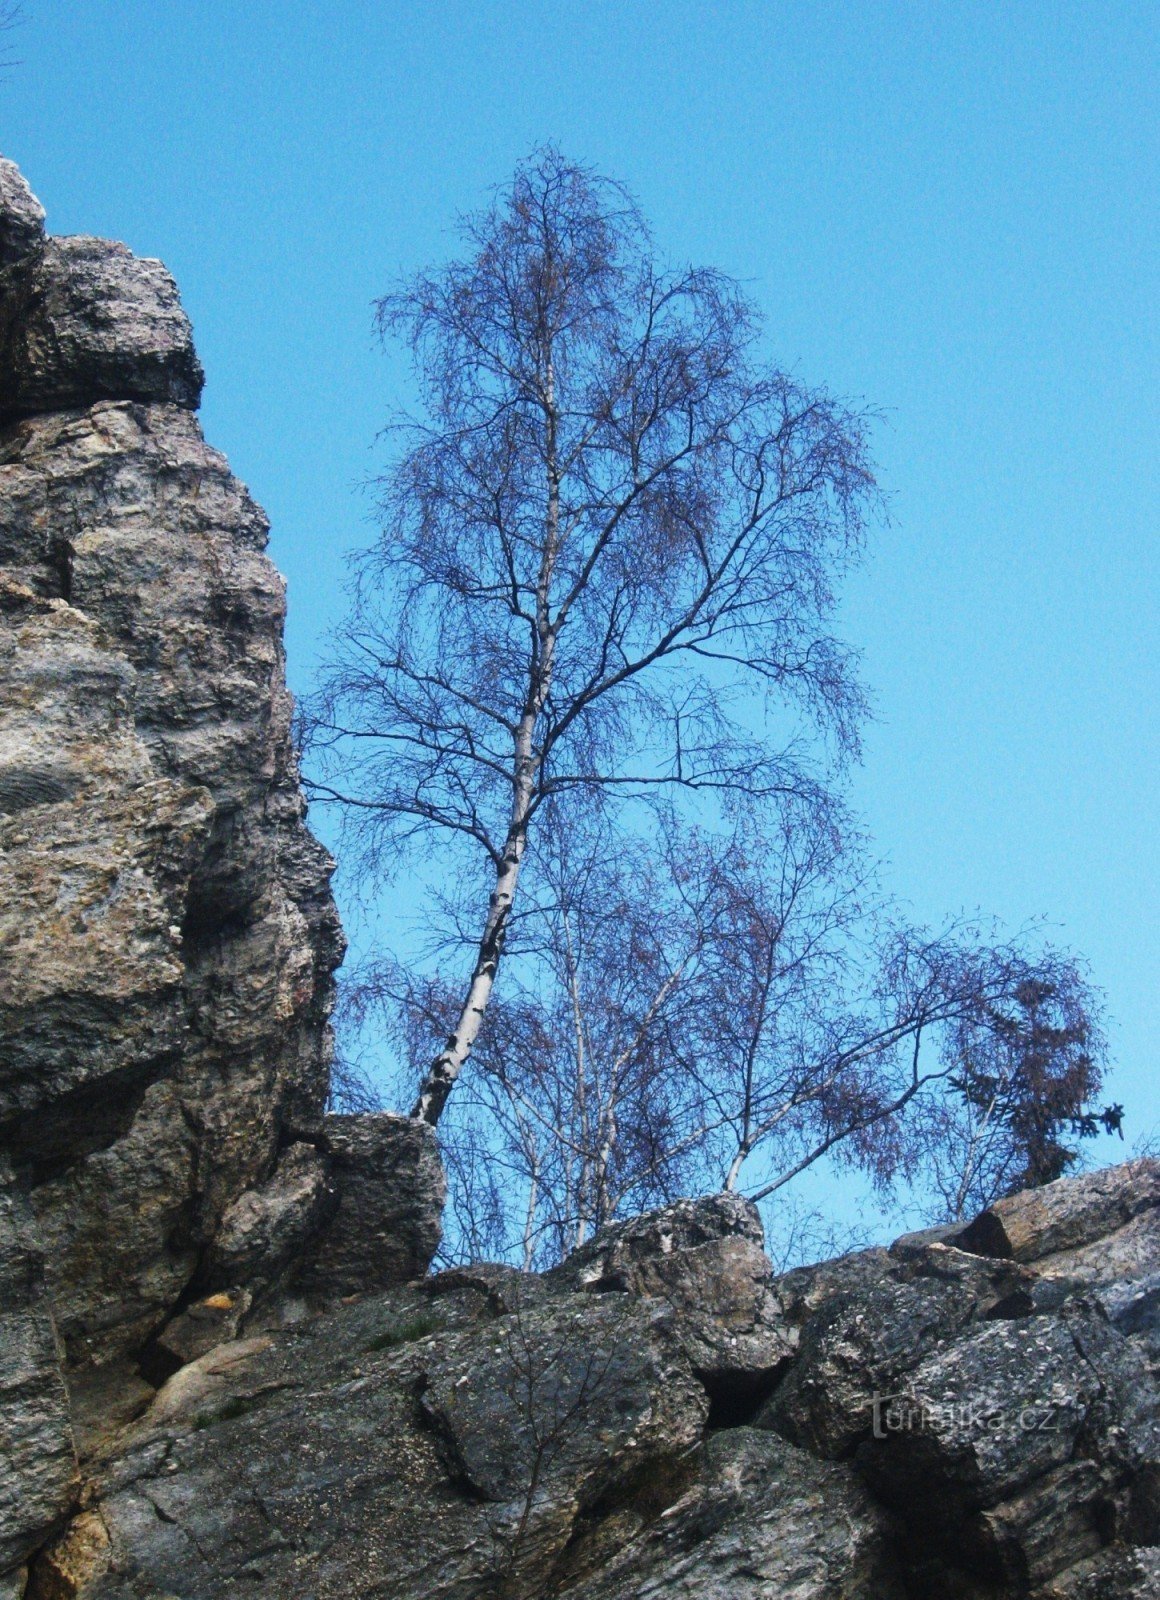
[411,344,561,1126]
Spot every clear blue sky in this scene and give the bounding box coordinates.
[4,2,1156,1163]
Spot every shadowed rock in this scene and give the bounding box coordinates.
[0,1163,78,1574]
[760,1244,1037,1458]
[551,1193,795,1404]
[297,1114,445,1295]
[0,236,203,422]
[18,1158,1160,1599]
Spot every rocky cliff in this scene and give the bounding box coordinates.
[3,158,1159,1600]
[14,1158,1160,1600]
[0,156,443,1585]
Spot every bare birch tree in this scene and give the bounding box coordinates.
[0,4,22,77]
[340,793,1110,1266]
[307,148,876,1127]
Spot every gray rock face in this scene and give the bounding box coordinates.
[1039,1544,1160,1598]
[297,1113,446,1295]
[204,1141,335,1296]
[0,332,343,1383]
[421,1294,708,1591]
[0,1165,78,1574]
[21,1219,900,1600]
[563,1429,906,1600]
[956,1156,1160,1263]
[0,155,447,1583]
[550,1193,795,1402]
[0,159,44,267]
[760,1244,1037,1458]
[16,1160,1160,1599]
[859,1302,1160,1590]
[0,237,204,422]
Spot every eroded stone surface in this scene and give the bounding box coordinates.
[0,159,347,1392]
[0,1167,78,1574]
[760,1244,1037,1458]
[957,1157,1160,1264]
[551,1193,795,1396]
[0,158,44,267]
[204,1142,334,1297]
[0,237,203,422]
[297,1113,445,1295]
[20,1164,1160,1600]
[561,1428,906,1600]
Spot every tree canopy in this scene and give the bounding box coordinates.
[309,149,1117,1264]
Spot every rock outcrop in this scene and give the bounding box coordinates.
[5,154,1159,1600]
[0,156,444,1583]
[20,1160,1160,1599]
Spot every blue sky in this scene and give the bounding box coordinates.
[4,2,1156,1173]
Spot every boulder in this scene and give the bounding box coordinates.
[0,156,44,266]
[419,1294,708,1589]
[204,1141,335,1297]
[552,1194,795,1407]
[759,1244,1037,1458]
[552,1192,767,1289]
[858,1303,1160,1589]
[1036,1205,1160,1288]
[0,236,203,422]
[297,1114,445,1294]
[956,1158,1160,1264]
[770,1243,894,1328]
[558,1428,906,1600]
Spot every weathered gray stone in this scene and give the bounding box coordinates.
[760,1244,1037,1458]
[154,1289,253,1371]
[422,1258,555,1316]
[1035,1544,1160,1598]
[20,1159,1160,1600]
[554,1194,795,1401]
[420,1294,708,1590]
[552,1192,767,1290]
[1037,1204,1160,1288]
[204,1142,334,1296]
[0,395,344,1371]
[0,155,45,267]
[0,156,347,1573]
[0,1166,78,1574]
[297,1113,444,1294]
[557,1428,906,1599]
[0,237,203,422]
[1100,1270,1160,1375]
[957,1158,1160,1264]
[859,1302,1160,1589]
[770,1243,894,1328]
